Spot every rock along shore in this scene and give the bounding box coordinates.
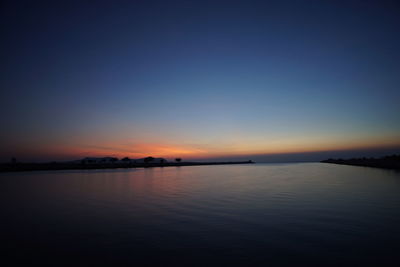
[0,160,255,173]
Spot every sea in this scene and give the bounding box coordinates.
[1,163,400,266]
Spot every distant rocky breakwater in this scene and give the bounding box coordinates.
[0,157,254,172]
[321,155,400,170]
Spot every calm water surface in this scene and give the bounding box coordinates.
[1,163,400,266]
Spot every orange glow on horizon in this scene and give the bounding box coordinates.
[8,134,400,162]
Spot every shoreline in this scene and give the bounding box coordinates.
[321,155,400,170]
[0,160,254,173]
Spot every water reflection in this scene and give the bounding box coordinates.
[1,163,400,266]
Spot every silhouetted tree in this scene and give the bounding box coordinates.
[121,157,131,162]
[11,157,16,164]
[175,158,182,162]
[144,157,154,163]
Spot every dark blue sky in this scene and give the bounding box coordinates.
[1,0,400,161]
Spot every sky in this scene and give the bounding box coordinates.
[1,0,400,162]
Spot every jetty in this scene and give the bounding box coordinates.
[0,159,254,173]
[321,155,400,170]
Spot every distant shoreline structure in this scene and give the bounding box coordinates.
[0,156,254,173]
[321,155,400,170]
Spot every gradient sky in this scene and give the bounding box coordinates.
[1,0,400,162]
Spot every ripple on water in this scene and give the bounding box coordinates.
[1,163,400,266]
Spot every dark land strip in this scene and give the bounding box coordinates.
[321,155,400,170]
[0,161,254,173]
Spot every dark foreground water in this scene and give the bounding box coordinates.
[1,163,400,266]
